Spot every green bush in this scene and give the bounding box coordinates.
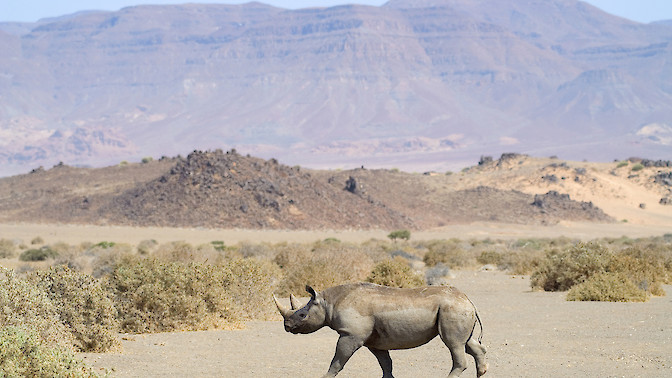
[530,242,612,291]
[0,326,98,378]
[566,273,648,302]
[29,266,120,352]
[0,238,16,258]
[630,163,644,172]
[19,246,58,261]
[367,257,425,288]
[93,241,116,249]
[211,240,226,252]
[388,229,411,241]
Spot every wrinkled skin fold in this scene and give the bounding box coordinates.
[274,283,487,377]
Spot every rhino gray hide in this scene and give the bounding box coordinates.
[273,283,487,377]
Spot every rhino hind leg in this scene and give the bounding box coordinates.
[444,341,470,377]
[368,347,394,378]
[437,307,480,377]
[466,337,488,377]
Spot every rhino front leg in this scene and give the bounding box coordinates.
[322,335,363,378]
[368,347,394,378]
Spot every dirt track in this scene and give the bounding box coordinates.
[81,271,672,377]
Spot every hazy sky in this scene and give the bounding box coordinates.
[2,0,672,24]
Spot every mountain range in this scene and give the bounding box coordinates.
[0,0,671,176]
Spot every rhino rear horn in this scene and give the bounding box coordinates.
[289,294,303,310]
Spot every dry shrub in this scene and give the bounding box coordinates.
[19,246,59,262]
[530,242,612,291]
[279,261,353,296]
[238,242,276,260]
[531,240,671,301]
[221,258,282,320]
[422,239,474,268]
[29,266,120,352]
[566,273,648,302]
[609,246,670,296]
[275,242,379,296]
[88,243,135,278]
[152,241,198,262]
[0,238,16,258]
[108,256,280,332]
[0,326,97,378]
[367,257,425,288]
[425,263,452,286]
[497,249,544,275]
[0,267,75,351]
[153,241,229,264]
[476,250,503,266]
[51,243,92,272]
[108,257,235,333]
[137,239,158,255]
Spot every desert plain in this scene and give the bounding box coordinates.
[1,153,671,377]
[0,220,669,377]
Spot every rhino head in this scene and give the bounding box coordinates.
[273,285,327,334]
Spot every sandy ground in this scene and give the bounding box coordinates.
[1,221,671,247]
[2,222,670,377]
[79,271,672,378]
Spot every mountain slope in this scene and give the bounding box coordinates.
[0,0,671,176]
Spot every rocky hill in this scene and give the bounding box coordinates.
[0,0,671,176]
[3,151,670,230]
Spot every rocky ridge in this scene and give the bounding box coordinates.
[5,152,672,230]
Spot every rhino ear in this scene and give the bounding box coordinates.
[305,285,317,300]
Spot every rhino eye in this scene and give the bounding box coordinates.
[299,313,306,319]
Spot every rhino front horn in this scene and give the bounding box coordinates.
[273,295,291,318]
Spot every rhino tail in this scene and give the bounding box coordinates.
[474,306,484,344]
[468,297,484,344]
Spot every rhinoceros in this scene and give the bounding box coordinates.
[273,282,487,377]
